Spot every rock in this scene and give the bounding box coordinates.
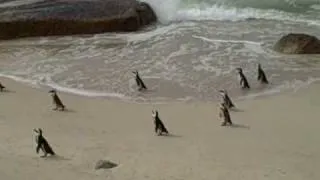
[136,2,157,26]
[0,0,157,40]
[95,160,118,170]
[274,33,320,54]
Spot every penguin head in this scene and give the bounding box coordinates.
[152,110,158,117]
[236,68,242,73]
[219,89,227,94]
[33,128,42,135]
[49,89,56,94]
[33,129,38,133]
[132,71,138,75]
[219,89,226,96]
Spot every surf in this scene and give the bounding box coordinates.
[141,0,320,25]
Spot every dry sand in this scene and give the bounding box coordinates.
[0,77,319,180]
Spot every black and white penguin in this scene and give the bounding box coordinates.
[218,103,233,126]
[257,64,269,84]
[0,82,5,92]
[33,128,55,157]
[49,89,65,111]
[236,68,250,89]
[152,110,169,136]
[132,71,147,91]
[219,89,235,109]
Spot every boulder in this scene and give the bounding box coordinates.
[0,0,157,40]
[95,160,118,170]
[274,33,320,54]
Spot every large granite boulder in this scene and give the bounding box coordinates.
[0,0,157,40]
[274,33,320,54]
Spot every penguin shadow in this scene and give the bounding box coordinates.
[42,154,71,161]
[256,83,270,90]
[240,88,251,93]
[52,108,76,113]
[230,123,250,130]
[0,89,16,93]
[137,88,156,94]
[229,107,244,112]
[160,133,182,138]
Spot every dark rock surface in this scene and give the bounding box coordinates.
[95,160,118,170]
[0,0,157,40]
[274,33,320,54]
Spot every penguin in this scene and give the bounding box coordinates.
[236,68,250,89]
[132,71,147,91]
[33,128,55,157]
[257,64,269,84]
[49,89,65,111]
[0,82,5,92]
[152,110,169,136]
[219,89,235,109]
[218,103,233,126]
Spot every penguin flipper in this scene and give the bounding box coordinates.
[140,81,147,89]
[225,96,235,108]
[138,78,147,90]
[159,121,168,134]
[47,146,55,155]
[262,73,269,84]
[162,127,169,134]
[136,78,141,87]
[56,97,64,107]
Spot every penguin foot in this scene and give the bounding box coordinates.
[138,87,147,92]
[156,131,163,136]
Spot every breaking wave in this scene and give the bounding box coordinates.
[142,0,320,25]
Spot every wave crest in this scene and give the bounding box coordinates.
[141,0,320,25]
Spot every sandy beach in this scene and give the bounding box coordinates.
[0,77,319,180]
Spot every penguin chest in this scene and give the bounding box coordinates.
[35,136,39,143]
[238,75,243,83]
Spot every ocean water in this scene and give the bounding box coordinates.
[0,0,320,103]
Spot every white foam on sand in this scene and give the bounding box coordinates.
[237,77,320,101]
[0,73,128,99]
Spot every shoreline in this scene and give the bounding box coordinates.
[1,75,319,105]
